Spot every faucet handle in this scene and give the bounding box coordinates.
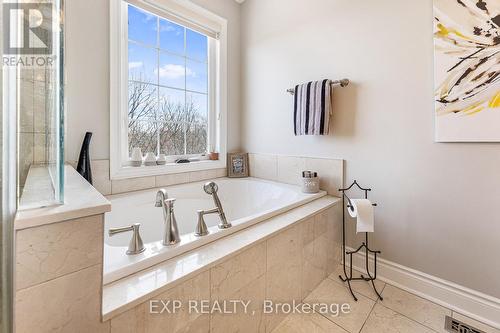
[108,223,145,255]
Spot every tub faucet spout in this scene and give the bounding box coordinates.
[155,189,180,245]
[155,189,168,207]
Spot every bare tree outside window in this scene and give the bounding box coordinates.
[128,76,208,156]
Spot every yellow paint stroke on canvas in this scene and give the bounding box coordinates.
[460,101,484,115]
[488,91,500,108]
[436,23,470,40]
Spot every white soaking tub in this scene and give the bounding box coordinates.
[103,177,326,284]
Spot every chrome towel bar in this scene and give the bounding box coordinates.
[286,78,349,95]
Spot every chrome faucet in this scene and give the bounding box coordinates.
[155,189,180,245]
[196,182,231,234]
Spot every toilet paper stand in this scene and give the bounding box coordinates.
[338,180,383,302]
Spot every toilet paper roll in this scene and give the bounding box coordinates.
[348,199,374,233]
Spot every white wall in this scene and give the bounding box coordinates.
[65,0,241,162]
[240,0,500,297]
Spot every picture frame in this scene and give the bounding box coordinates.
[227,153,249,178]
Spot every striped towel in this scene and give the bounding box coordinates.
[293,79,332,135]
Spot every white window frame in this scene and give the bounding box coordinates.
[110,0,227,180]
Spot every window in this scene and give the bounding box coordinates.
[110,0,227,179]
[128,4,209,157]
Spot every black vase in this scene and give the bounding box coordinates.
[77,132,93,184]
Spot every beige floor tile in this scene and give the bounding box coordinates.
[328,264,386,302]
[452,312,500,333]
[304,278,375,333]
[272,312,348,333]
[381,285,450,332]
[361,303,434,333]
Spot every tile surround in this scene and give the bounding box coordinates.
[265,224,303,331]
[211,274,267,333]
[14,157,346,332]
[249,153,344,195]
[92,160,112,195]
[103,196,340,320]
[16,264,109,333]
[16,214,104,290]
[104,203,341,333]
[248,153,278,180]
[144,271,210,333]
[86,158,227,195]
[301,215,329,299]
[276,155,307,185]
[88,153,341,197]
[210,242,267,300]
[111,175,156,194]
[18,67,51,187]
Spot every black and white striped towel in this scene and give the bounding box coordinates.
[293,79,332,135]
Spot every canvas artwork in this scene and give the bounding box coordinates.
[434,0,500,142]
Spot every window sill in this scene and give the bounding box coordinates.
[110,159,226,180]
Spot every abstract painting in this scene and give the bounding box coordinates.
[433,0,500,142]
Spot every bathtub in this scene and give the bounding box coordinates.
[103,177,326,284]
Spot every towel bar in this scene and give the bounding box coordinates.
[286,78,349,95]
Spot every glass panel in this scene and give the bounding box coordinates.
[128,5,158,47]
[128,82,158,122]
[158,87,184,123]
[186,123,207,154]
[159,52,185,89]
[159,88,185,155]
[159,122,185,156]
[186,29,208,62]
[186,59,207,93]
[16,0,64,209]
[186,92,208,124]
[128,42,158,84]
[125,5,210,158]
[128,121,158,155]
[159,18,184,55]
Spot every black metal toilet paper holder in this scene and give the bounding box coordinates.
[338,180,383,302]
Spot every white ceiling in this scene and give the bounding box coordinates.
[234,0,246,3]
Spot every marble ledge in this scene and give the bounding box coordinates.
[102,195,341,321]
[15,165,111,230]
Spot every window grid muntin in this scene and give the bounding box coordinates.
[127,3,209,157]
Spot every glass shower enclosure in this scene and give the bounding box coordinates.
[16,0,65,209]
[2,1,65,332]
